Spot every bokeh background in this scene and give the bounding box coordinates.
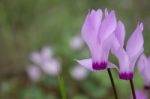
[0,0,150,99]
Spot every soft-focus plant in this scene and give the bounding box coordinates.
[70,65,88,80]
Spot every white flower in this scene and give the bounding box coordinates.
[41,59,61,76]
[70,65,88,80]
[27,65,42,81]
[70,35,84,50]
[41,46,53,61]
[30,52,41,65]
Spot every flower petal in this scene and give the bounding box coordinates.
[107,62,118,70]
[138,54,147,77]
[76,58,94,71]
[114,21,126,47]
[81,9,102,61]
[126,23,144,59]
[81,9,102,46]
[98,10,117,42]
[113,47,130,73]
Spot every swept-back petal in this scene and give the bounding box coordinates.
[81,9,102,45]
[107,62,118,70]
[112,47,130,73]
[126,23,144,59]
[76,58,93,71]
[81,9,102,60]
[114,21,126,47]
[98,10,117,42]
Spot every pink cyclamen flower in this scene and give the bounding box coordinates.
[138,54,150,89]
[70,65,88,80]
[131,90,148,99]
[77,9,117,71]
[111,22,144,80]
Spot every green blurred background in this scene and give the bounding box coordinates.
[0,0,150,99]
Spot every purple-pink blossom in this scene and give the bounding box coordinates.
[77,9,117,71]
[111,22,144,80]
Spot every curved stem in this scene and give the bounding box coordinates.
[107,69,118,99]
[130,80,136,99]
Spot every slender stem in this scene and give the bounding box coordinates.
[107,69,118,99]
[58,76,67,99]
[129,80,136,99]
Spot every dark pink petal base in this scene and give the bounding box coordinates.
[144,86,150,90]
[119,72,133,80]
[92,61,107,70]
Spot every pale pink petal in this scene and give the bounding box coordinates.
[107,62,118,70]
[113,48,130,73]
[98,10,117,42]
[138,54,147,77]
[130,48,144,71]
[81,9,102,61]
[126,23,144,59]
[81,9,102,44]
[76,58,93,71]
[99,35,113,62]
[111,34,122,53]
[114,21,126,47]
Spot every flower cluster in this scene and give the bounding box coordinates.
[27,46,61,81]
[77,8,144,80]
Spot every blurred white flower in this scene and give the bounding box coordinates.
[41,46,53,61]
[41,59,61,76]
[30,52,41,65]
[27,65,42,81]
[70,35,84,50]
[70,65,88,80]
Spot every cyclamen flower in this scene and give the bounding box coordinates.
[138,54,150,89]
[77,9,117,71]
[130,90,148,99]
[111,22,144,80]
